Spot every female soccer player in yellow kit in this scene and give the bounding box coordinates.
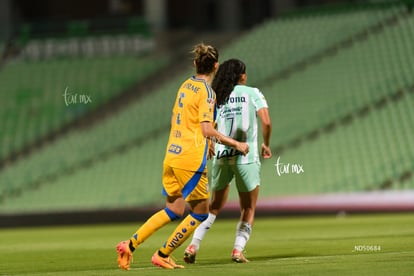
[116,44,249,270]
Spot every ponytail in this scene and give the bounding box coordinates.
[212,59,246,107]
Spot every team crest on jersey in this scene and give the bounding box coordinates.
[202,112,211,119]
[206,97,215,108]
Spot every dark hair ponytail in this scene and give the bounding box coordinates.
[212,59,246,107]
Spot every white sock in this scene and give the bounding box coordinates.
[234,221,252,252]
[190,213,216,251]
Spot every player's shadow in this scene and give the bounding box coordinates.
[249,252,314,262]
[200,252,313,265]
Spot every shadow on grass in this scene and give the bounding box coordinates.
[249,252,315,261]
[198,252,314,265]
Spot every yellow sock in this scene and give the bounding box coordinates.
[130,208,180,249]
[159,212,208,256]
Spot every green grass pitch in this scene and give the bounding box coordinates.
[1,213,413,275]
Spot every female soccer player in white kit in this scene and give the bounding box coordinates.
[184,58,272,263]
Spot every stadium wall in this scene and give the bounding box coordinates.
[1,191,414,228]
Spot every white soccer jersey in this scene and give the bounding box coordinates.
[213,85,268,165]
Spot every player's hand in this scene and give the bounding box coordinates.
[261,143,272,159]
[236,142,249,156]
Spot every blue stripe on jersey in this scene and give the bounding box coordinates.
[206,84,213,99]
[213,105,217,121]
[162,171,203,199]
[191,76,213,99]
[181,171,203,199]
[182,141,208,198]
[207,85,213,99]
[199,139,208,172]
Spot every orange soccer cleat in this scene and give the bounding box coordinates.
[116,240,133,270]
[152,251,184,269]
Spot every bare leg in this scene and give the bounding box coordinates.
[166,195,186,216]
[238,186,259,225]
[210,185,230,215]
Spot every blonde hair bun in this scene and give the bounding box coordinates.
[191,43,219,74]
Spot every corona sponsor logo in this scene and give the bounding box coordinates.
[227,96,246,103]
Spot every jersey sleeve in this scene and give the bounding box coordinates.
[252,88,268,111]
[198,86,215,123]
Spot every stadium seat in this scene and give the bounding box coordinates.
[2,4,413,213]
[0,54,170,161]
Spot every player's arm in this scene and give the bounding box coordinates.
[207,139,215,160]
[200,121,249,156]
[207,121,217,159]
[257,107,272,159]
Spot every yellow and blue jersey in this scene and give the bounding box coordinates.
[163,76,215,172]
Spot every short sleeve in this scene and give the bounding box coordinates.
[199,87,215,122]
[252,88,268,111]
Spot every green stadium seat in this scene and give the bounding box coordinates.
[0,54,170,161]
[1,4,413,213]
